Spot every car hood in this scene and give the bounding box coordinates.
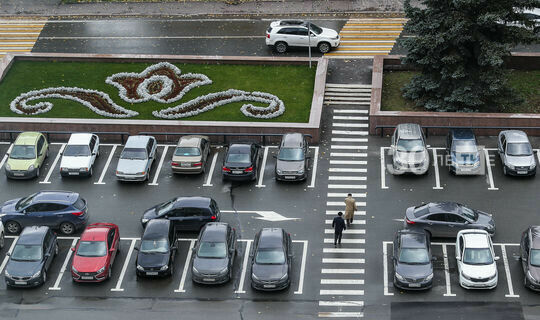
[1,198,20,214]
[193,256,228,273]
[276,160,304,172]
[528,265,540,280]
[506,154,535,167]
[72,255,108,273]
[7,158,35,170]
[395,150,428,165]
[395,262,433,279]
[6,259,42,277]
[116,159,147,174]
[461,262,497,279]
[320,27,338,39]
[60,156,91,169]
[137,252,169,268]
[252,263,287,281]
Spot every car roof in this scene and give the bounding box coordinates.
[399,230,427,248]
[67,133,93,145]
[228,143,253,153]
[501,130,530,143]
[450,129,475,140]
[15,132,41,145]
[281,133,304,148]
[529,226,540,248]
[174,196,212,208]
[125,135,152,148]
[396,123,422,139]
[81,224,114,241]
[426,202,460,214]
[461,231,490,248]
[17,226,49,245]
[177,135,207,148]
[201,223,228,242]
[258,228,284,248]
[143,219,171,240]
[32,190,78,204]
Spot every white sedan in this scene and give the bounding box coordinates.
[456,229,499,289]
[59,133,99,177]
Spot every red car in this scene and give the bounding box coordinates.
[71,223,120,282]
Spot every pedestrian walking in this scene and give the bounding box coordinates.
[344,193,357,227]
[332,211,346,247]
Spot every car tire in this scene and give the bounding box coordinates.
[42,269,47,285]
[60,222,75,235]
[36,166,40,178]
[145,172,149,181]
[46,147,49,159]
[88,167,93,177]
[317,42,331,53]
[0,232,4,249]
[108,266,112,280]
[274,41,288,53]
[54,243,59,256]
[503,166,507,175]
[169,263,174,277]
[5,221,21,234]
[424,230,432,240]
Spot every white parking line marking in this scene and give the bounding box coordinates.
[0,236,18,274]
[432,148,443,190]
[39,143,65,184]
[321,279,364,285]
[328,184,367,189]
[203,151,219,187]
[324,239,365,244]
[329,168,367,173]
[536,149,540,166]
[255,146,269,188]
[293,239,308,295]
[174,239,196,293]
[330,160,367,165]
[320,290,364,295]
[332,130,369,136]
[94,144,118,185]
[484,149,499,190]
[49,238,78,291]
[328,176,366,181]
[330,152,367,157]
[380,147,389,189]
[235,239,253,294]
[327,193,366,198]
[333,123,368,128]
[308,146,319,188]
[318,312,364,318]
[327,201,366,206]
[323,248,365,253]
[331,145,368,150]
[0,143,13,170]
[500,244,519,298]
[322,258,365,264]
[442,243,456,297]
[319,301,364,307]
[111,238,137,292]
[321,269,365,274]
[324,229,365,234]
[331,138,368,142]
[148,145,169,186]
[333,116,369,121]
[333,109,368,114]
[383,241,393,296]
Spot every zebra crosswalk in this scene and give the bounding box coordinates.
[0,19,47,59]
[326,18,407,58]
[318,83,371,318]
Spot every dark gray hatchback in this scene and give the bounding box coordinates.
[393,229,434,290]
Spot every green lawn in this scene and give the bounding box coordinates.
[0,61,315,122]
[381,70,540,113]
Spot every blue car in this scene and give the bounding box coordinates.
[446,129,482,175]
[0,191,89,235]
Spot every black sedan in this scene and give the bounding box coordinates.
[4,226,58,287]
[393,230,434,290]
[222,142,261,181]
[135,219,177,278]
[404,202,495,238]
[191,222,237,284]
[520,226,540,290]
[250,228,292,291]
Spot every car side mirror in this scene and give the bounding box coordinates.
[431,256,437,261]
[45,253,51,257]
[495,256,500,261]
[523,256,528,262]
[171,246,177,250]
[272,155,277,159]
[456,256,461,261]
[110,248,115,252]
[71,247,75,252]
[92,152,96,156]
[59,152,63,156]
[134,246,139,251]
[6,252,10,256]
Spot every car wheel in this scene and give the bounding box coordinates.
[54,243,59,256]
[5,221,21,234]
[424,230,432,240]
[108,266,112,280]
[46,147,49,159]
[503,166,507,175]
[60,222,75,235]
[88,167,93,177]
[36,166,40,178]
[42,269,47,284]
[145,172,149,181]
[0,232,4,249]
[169,263,174,277]
[318,42,331,53]
[274,41,288,53]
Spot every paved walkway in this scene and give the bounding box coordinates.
[0,0,408,17]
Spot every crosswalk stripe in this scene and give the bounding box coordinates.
[326,192,366,197]
[325,219,366,225]
[328,184,366,189]
[322,258,365,264]
[332,116,369,120]
[327,201,366,206]
[324,229,366,234]
[321,268,365,274]
[330,145,368,149]
[328,168,367,173]
[0,19,46,60]
[321,279,365,285]
[333,110,368,114]
[330,152,367,157]
[331,138,368,142]
[318,312,364,318]
[333,123,368,128]
[319,301,364,307]
[326,210,366,215]
[328,176,367,181]
[329,160,367,164]
[320,290,364,295]
[323,248,365,253]
[324,238,365,244]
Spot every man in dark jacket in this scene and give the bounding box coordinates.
[332,211,346,247]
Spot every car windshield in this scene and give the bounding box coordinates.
[530,249,540,267]
[399,248,430,264]
[15,194,36,211]
[140,239,169,254]
[11,244,42,261]
[460,205,478,221]
[197,241,227,258]
[307,22,323,34]
[507,143,532,156]
[63,144,91,157]
[278,148,304,161]
[255,248,286,265]
[76,241,107,257]
[156,200,175,216]
[226,153,250,164]
[174,147,200,157]
[463,248,493,265]
[10,145,36,159]
[397,139,424,152]
[120,148,147,160]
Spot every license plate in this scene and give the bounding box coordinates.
[284,176,295,179]
[461,168,471,172]
[409,283,421,287]
[181,162,191,167]
[146,272,158,276]
[232,170,243,174]
[68,172,79,175]
[263,284,276,288]
[203,278,215,282]
[518,170,527,174]
[81,276,93,280]
[13,173,23,176]
[14,281,27,285]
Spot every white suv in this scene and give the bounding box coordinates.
[60,133,100,177]
[456,229,499,289]
[266,20,340,54]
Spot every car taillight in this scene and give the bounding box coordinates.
[222,166,231,172]
[244,166,253,172]
[211,215,217,220]
[266,34,270,38]
[193,162,202,167]
[72,211,84,216]
[406,217,415,225]
[171,162,179,166]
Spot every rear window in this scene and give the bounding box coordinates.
[73,197,86,210]
[226,153,250,164]
[174,147,200,156]
[413,204,429,218]
[120,148,147,160]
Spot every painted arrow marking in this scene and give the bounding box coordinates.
[221,210,300,222]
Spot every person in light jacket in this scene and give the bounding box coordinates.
[344,193,357,227]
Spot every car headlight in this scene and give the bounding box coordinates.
[280,272,288,280]
[217,268,228,275]
[5,163,10,171]
[116,171,123,175]
[141,218,149,224]
[137,171,146,175]
[71,266,79,274]
[507,164,515,170]
[531,164,536,170]
[251,273,260,280]
[527,270,537,282]
[60,167,68,171]
[394,272,404,281]
[461,272,472,281]
[276,169,282,174]
[425,273,433,281]
[80,167,88,172]
[160,265,169,271]
[28,164,34,171]
[192,266,200,275]
[31,270,41,278]
[394,158,403,166]
[97,266,106,274]
[298,169,304,174]
[136,264,144,271]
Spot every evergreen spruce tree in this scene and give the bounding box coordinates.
[401,0,539,112]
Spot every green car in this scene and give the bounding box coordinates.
[5,132,49,179]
